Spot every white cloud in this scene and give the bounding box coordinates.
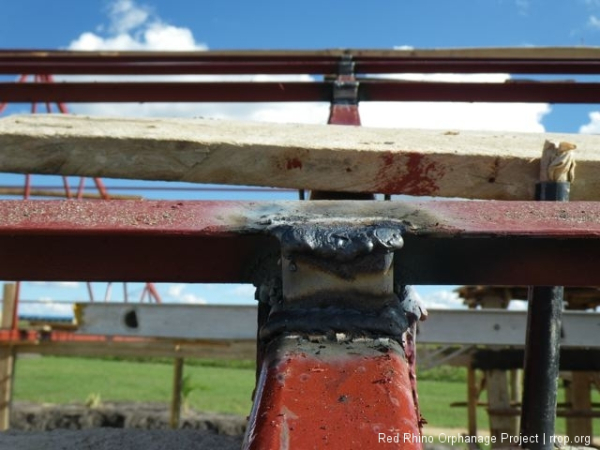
[66,0,325,123]
[179,293,207,304]
[69,0,205,51]
[64,0,549,133]
[230,284,256,298]
[108,0,150,34]
[508,300,528,311]
[418,289,467,310]
[579,111,600,133]
[28,281,80,289]
[361,101,549,132]
[165,283,207,304]
[515,0,530,15]
[589,15,600,29]
[360,73,549,132]
[20,301,73,318]
[167,284,185,297]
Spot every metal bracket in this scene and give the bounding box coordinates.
[332,55,359,105]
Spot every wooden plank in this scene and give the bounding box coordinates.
[0,284,16,431]
[1,114,600,200]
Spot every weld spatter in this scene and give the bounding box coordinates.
[274,224,404,262]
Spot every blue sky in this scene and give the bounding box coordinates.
[2,0,600,316]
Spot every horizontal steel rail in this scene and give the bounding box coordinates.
[1,200,600,285]
[1,80,599,103]
[74,303,600,349]
[2,48,600,74]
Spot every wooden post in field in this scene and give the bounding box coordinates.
[566,372,593,439]
[509,369,521,404]
[478,291,518,446]
[487,370,518,447]
[0,283,17,430]
[170,356,184,429]
[467,366,478,437]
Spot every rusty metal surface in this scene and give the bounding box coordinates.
[1,200,600,284]
[243,336,421,449]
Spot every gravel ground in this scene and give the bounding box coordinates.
[0,429,243,450]
[0,402,245,450]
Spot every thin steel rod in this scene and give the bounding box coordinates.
[520,182,569,449]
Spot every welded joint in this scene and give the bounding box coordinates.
[332,54,358,105]
[332,80,359,105]
[255,223,426,343]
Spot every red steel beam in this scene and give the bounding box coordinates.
[361,80,600,103]
[1,80,597,103]
[1,200,600,285]
[0,82,330,103]
[3,50,600,74]
[2,60,600,75]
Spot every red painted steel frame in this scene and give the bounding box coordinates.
[2,80,599,103]
[1,200,600,285]
[3,49,599,448]
[244,338,421,449]
[3,50,600,75]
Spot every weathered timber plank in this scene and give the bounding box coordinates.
[1,114,600,199]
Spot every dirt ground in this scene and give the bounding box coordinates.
[0,429,243,450]
[0,401,245,450]
[0,401,459,450]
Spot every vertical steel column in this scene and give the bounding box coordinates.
[244,225,424,449]
[520,178,569,448]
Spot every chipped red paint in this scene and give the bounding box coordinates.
[377,152,444,196]
[286,158,303,170]
[244,340,421,450]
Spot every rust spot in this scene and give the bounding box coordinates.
[376,152,444,196]
[488,157,501,183]
[338,395,349,403]
[286,158,303,170]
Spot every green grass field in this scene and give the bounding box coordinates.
[12,355,599,434]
